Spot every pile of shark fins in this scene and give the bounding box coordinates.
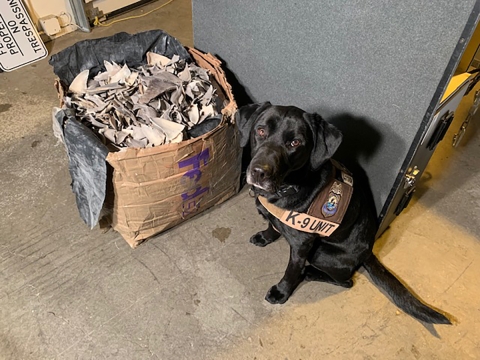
[64,52,220,149]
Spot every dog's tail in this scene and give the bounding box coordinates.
[363,254,451,324]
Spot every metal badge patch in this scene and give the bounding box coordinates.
[322,181,343,218]
[341,172,353,186]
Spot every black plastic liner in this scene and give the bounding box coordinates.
[49,30,192,86]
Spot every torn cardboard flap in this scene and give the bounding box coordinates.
[187,48,237,121]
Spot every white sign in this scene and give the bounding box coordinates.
[0,0,47,71]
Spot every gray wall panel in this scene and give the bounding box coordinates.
[193,0,477,214]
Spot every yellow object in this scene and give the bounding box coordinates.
[93,0,176,27]
[440,72,472,103]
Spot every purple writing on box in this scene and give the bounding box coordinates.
[178,148,210,217]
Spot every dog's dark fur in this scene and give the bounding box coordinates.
[237,102,450,324]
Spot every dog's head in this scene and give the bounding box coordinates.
[237,102,342,193]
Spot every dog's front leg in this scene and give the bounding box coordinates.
[265,241,313,304]
[250,222,281,247]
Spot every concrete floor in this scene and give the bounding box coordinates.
[1,0,480,359]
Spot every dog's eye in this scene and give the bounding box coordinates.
[288,139,301,148]
[257,128,266,137]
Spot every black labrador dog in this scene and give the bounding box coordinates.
[237,102,450,324]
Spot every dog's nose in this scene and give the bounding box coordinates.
[252,167,265,180]
[252,166,269,183]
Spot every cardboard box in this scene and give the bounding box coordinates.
[51,32,240,247]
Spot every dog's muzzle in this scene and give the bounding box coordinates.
[246,164,275,192]
[246,144,287,193]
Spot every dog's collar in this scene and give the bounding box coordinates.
[257,160,354,237]
[276,185,299,197]
[248,184,298,198]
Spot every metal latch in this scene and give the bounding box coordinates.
[453,89,480,147]
[395,166,420,216]
[427,111,454,150]
[403,166,420,189]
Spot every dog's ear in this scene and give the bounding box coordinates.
[304,113,343,170]
[235,102,271,147]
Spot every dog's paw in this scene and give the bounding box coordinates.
[265,285,290,304]
[249,232,270,247]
